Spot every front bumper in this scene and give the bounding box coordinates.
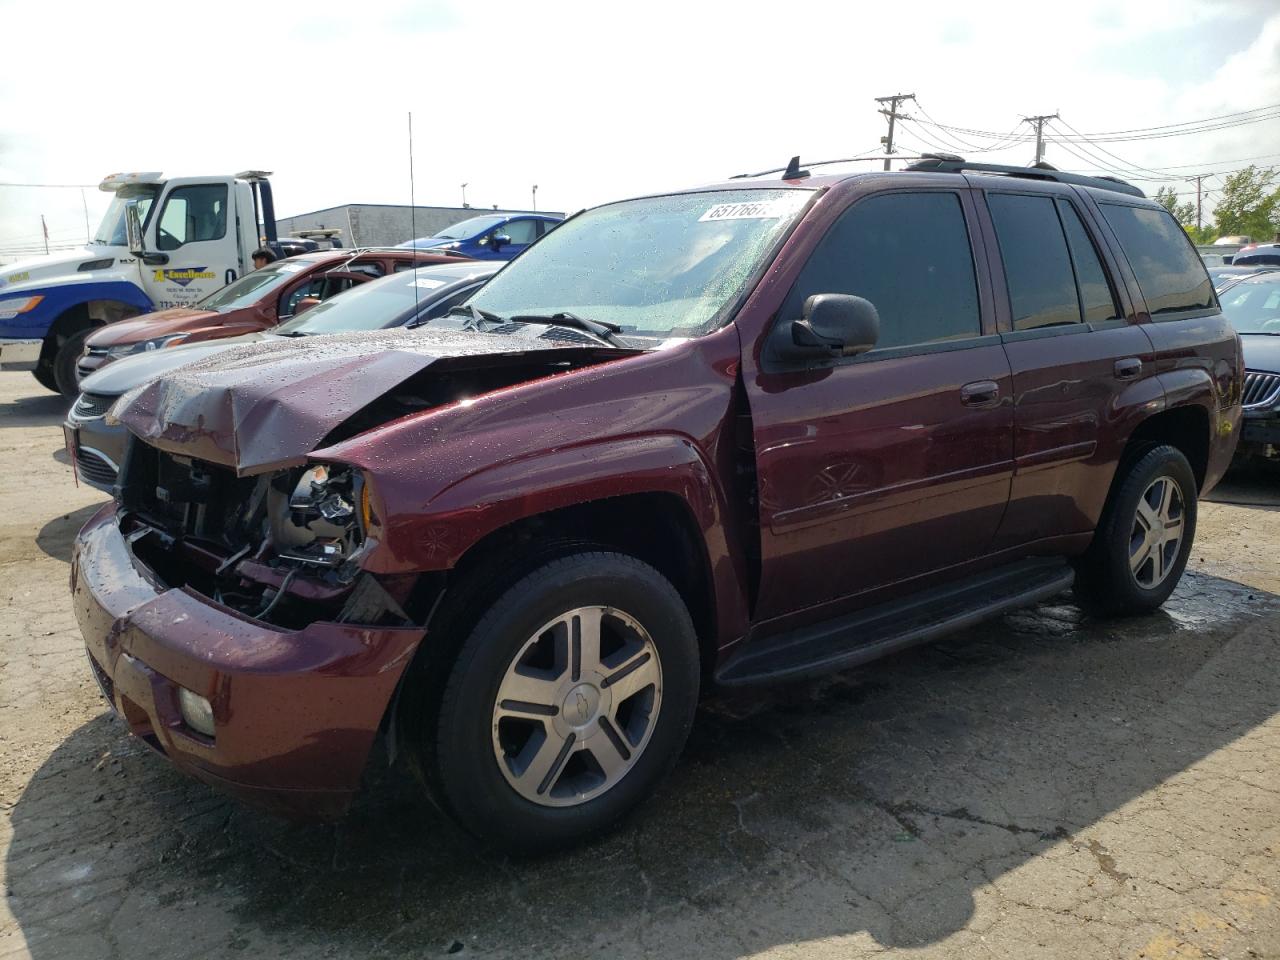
[71,504,426,819]
[0,338,41,371]
[1234,412,1280,461]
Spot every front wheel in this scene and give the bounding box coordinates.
[53,328,95,398]
[1074,444,1197,615]
[422,551,700,853]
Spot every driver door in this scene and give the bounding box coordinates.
[141,178,238,309]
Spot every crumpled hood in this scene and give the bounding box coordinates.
[114,326,627,474]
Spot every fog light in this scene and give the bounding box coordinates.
[177,688,216,737]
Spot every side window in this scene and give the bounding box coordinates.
[279,278,324,317]
[1098,204,1214,316]
[785,191,981,350]
[987,193,1081,330]
[155,184,227,251]
[500,219,538,244]
[1056,200,1120,324]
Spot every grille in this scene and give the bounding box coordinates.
[1242,371,1280,409]
[539,326,598,344]
[76,446,119,487]
[74,392,115,419]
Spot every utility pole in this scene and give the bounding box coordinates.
[40,215,48,255]
[460,182,469,208]
[1186,173,1210,230]
[531,184,538,211]
[1022,113,1059,165]
[876,92,915,171]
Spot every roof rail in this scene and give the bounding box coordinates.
[905,154,1145,198]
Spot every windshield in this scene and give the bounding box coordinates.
[433,215,506,240]
[93,186,160,245]
[198,260,313,311]
[466,189,813,338]
[1220,277,1280,334]
[274,268,444,335]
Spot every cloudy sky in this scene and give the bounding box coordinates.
[0,0,1277,262]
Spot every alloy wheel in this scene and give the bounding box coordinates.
[1129,475,1185,589]
[491,605,663,807]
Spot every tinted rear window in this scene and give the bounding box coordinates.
[785,191,981,349]
[988,194,1081,330]
[1099,204,1214,316]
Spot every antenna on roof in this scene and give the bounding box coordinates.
[782,156,810,181]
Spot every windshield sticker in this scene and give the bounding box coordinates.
[277,262,306,273]
[698,198,802,222]
[414,277,447,289]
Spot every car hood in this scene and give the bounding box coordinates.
[113,327,632,474]
[80,333,274,396]
[83,307,224,348]
[1240,333,1280,375]
[0,245,123,294]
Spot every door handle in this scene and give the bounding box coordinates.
[960,380,1000,407]
[1115,357,1142,380]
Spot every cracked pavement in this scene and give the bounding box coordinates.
[1,369,1278,959]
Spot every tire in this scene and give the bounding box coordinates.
[419,551,700,854]
[1074,445,1197,616]
[31,360,59,393]
[52,327,95,398]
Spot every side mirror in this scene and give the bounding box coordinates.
[490,233,511,250]
[772,294,880,364]
[125,200,145,255]
[125,199,168,265]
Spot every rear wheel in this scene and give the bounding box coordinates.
[1074,445,1197,615]
[419,551,700,853]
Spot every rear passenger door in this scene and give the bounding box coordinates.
[748,188,1015,623]
[979,189,1158,549]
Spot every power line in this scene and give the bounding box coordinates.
[0,181,98,188]
[875,92,916,171]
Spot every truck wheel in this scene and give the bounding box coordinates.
[422,551,699,853]
[52,328,95,398]
[1074,445,1197,616]
[31,360,59,393]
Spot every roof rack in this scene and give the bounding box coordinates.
[905,153,1145,198]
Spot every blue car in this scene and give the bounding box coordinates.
[399,213,563,260]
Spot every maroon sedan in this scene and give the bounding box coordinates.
[75,248,467,382]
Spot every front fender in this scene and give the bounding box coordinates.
[0,280,152,340]
[364,432,751,648]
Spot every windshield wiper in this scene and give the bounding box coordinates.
[439,304,504,328]
[508,312,625,345]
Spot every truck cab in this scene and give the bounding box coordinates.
[0,170,277,395]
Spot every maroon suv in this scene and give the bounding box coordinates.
[71,157,1241,852]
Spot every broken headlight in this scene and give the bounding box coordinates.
[270,463,369,569]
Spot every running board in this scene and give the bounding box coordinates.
[716,558,1075,687]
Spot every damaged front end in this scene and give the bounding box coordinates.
[115,441,416,629]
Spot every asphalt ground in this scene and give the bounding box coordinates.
[2,368,1278,959]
